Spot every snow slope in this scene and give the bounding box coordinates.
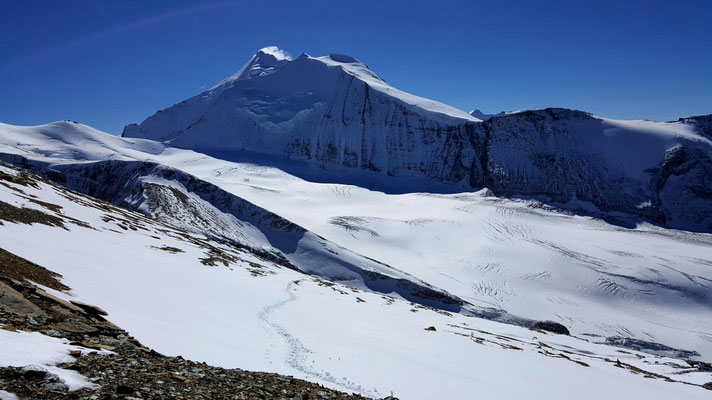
[1,162,710,399]
[1,121,711,363]
[123,48,481,187]
[153,148,712,361]
[0,156,463,311]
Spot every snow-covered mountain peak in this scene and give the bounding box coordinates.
[210,46,292,89]
[256,45,292,61]
[124,47,479,148]
[470,108,499,120]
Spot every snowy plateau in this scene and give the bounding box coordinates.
[0,47,711,399]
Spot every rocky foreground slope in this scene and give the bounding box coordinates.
[123,48,712,231]
[0,253,375,400]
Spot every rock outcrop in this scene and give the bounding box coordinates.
[476,109,712,231]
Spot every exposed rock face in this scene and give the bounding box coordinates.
[122,48,712,231]
[677,114,712,139]
[531,320,570,335]
[477,109,712,231]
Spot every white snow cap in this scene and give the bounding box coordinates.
[210,46,477,121]
[258,46,292,61]
[211,46,292,89]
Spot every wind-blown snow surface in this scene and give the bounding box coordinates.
[0,163,710,399]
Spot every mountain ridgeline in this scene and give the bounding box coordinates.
[123,48,712,231]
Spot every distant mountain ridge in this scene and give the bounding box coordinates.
[475,108,712,231]
[122,47,712,231]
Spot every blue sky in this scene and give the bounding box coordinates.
[1,0,710,134]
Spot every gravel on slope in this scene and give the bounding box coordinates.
[0,250,386,400]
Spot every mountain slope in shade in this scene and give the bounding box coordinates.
[474,109,712,231]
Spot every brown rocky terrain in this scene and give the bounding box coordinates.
[0,249,389,400]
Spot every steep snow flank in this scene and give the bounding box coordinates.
[210,46,292,90]
[596,116,712,178]
[314,53,479,121]
[123,48,480,185]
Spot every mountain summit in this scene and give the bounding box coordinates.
[123,47,480,185]
[123,48,712,231]
[211,46,291,89]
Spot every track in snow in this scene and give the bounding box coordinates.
[257,280,377,397]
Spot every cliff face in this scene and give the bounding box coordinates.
[123,49,712,231]
[476,109,712,230]
[123,50,480,186]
